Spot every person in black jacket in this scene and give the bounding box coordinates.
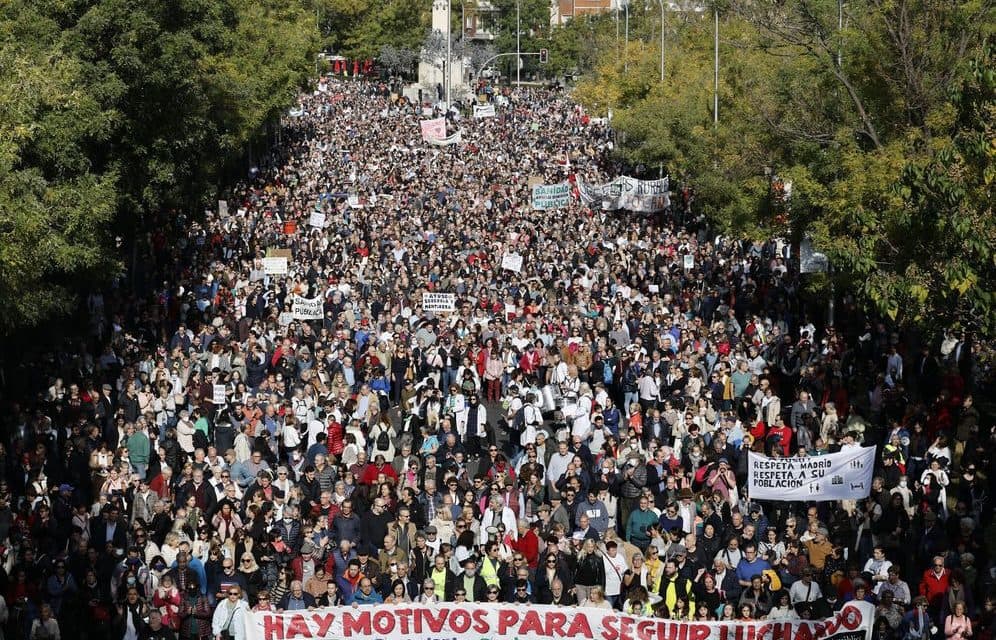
[455,557,488,602]
[572,539,606,604]
[278,580,317,610]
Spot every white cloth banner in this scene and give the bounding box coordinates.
[531,182,572,210]
[420,117,447,142]
[422,292,456,313]
[748,446,876,501]
[291,295,324,320]
[428,131,462,146]
[262,257,288,275]
[473,103,496,118]
[246,601,875,640]
[577,175,670,212]
[501,253,523,273]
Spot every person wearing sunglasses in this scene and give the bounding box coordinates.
[211,585,250,640]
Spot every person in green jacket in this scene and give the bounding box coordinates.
[126,421,151,480]
[626,496,658,550]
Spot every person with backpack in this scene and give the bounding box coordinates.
[623,359,642,417]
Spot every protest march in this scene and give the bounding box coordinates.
[1,73,993,640]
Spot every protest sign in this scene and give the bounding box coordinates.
[262,257,288,275]
[309,211,326,228]
[501,253,523,273]
[576,176,671,212]
[428,131,462,146]
[212,384,226,405]
[473,103,496,118]
[420,117,447,142]
[291,295,324,320]
[748,446,876,501]
[422,292,456,313]
[684,254,695,270]
[531,182,571,210]
[247,601,875,640]
[218,200,229,217]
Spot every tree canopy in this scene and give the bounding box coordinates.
[0,0,318,333]
[573,0,995,339]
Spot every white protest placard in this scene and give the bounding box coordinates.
[501,253,523,273]
[218,200,229,217]
[473,103,496,118]
[748,446,876,501]
[309,211,326,228]
[291,295,324,320]
[212,384,227,405]
[262,257,288,275]
[531,182,571,210]
[683,254,695,270]
[576,175,671,212]
[422,292,456,313]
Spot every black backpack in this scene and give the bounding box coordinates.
[376,428,391,451]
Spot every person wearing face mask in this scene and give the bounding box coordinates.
[890,475,915,517]
[179,579,213,640]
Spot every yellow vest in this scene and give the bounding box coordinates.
[431,568,448,600]
[481,556,500,587]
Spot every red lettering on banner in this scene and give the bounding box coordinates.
[677,621,688,640]
[619,615,636,640]
[395,609,412,634]
[841,608,861,630]
[636,619,657,640]
[794,624,815,640]
[520,611,545,636]
[372,611,395,635]
[311,613,335,638]
[472,609,489,633]
[567,612,594,639]
[757,623,773,640]
[718,624,728,640]
[666,621,681,640]
[547,612,567,637]
[602,616,620,640]
[688,623,710,640]
[342,610,371,636]
[421,608,448,633]
[450,610,471,633]
[499,609,521,635]
[264,615,284,640]
[286,615,312,639]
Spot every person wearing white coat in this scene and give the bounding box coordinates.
[212,586,251,640]
[479,495,518,540]
[566,384,594,441]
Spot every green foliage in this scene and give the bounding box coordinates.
[0,0,318,332]
[315,0,428,60]
[573,1,996,338]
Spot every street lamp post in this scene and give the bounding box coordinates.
[623,0,629,71]
[713,5,719,125]
[657,0,665,81]
[516,0,521,87]
[446,0,452,106]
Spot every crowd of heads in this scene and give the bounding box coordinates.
[2,76,994,640]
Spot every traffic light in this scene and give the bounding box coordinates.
[539,48,548,64]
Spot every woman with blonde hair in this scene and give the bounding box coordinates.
[582,585,613,610]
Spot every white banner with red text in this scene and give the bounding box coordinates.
[246,601,875,640]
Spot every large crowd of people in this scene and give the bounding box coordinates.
[1,75,993,640]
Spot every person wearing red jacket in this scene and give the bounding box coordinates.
[919,556,951,614]
[291,541,336,582]
[510,520,540,569]
[360,455,399,486]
